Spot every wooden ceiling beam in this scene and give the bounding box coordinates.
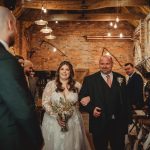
[89,0,149,10]
[13,7,25,18]
[122,7,139,27]
[48,13,142,21]
[128,19,139,27]
[22,1,82,10]
[21,13,142,21]
[139,6,150,15]
[22,0,149,10]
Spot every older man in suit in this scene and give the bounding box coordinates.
[124,63,144,109]
[79,55,131,150]
[0,6,43,150]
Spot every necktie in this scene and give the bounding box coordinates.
[127,76,131,84]
[106,75,112,87]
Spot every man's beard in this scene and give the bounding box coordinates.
[8,34,15,47]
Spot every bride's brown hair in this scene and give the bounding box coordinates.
[55,61,78,93]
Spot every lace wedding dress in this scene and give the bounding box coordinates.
[42,80,91,150]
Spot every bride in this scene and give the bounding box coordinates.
[42,61,91,150]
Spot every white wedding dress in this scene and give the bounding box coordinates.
[42,80,91,150]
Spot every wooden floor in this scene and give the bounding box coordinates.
[81,112,95,150]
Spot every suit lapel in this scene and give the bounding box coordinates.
[112,73,119,85]
[94,72,107,105]
[0,42,13,59]
[0,42,7,52]
[95,72,106,89]
[127,72,136,84]
[112,73,118,87]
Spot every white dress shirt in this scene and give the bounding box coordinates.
[101,72,113,83]
[0,40,9,51]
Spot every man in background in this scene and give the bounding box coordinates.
[0,6,43,150]
[15,55,24,67]
[124,63,144,109]
[24,60,39,101]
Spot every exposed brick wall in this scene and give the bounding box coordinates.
[15,21,135,76]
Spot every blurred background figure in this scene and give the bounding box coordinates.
[144,73,150,115]
[24,59,34,76]
[124,63,144,110]
[15,55,24,67]
[24,60,39,101]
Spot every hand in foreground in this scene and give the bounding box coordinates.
[93,107,102,118]
[80,96,90,106]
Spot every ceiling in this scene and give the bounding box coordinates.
[0,0,150,27]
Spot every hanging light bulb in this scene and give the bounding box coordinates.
[114,23,117,29]
[53,47,57,52]
[107,32,111,37]
[43,8,47,13]
[109,22,113,26]
[116,16,119,22]
[41,6,44,11]
[55,20,58,24]
[106,52,111,56]
[119,33,123,38]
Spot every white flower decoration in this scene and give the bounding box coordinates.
[117,77,124,86]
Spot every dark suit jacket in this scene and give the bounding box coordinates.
[0,43,43,150]
[126,72,144,109]
[79,71,131,135]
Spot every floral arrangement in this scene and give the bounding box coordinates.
[117,77,124,86]
[51,97,74,132]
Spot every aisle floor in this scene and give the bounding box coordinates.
[81,112,95,150]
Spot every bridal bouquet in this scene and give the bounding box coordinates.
[51,97,74,132]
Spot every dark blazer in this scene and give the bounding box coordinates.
[126,72,144,109]
[79,71,131,134]
[0,43,43,150]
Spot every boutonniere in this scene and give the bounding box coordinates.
[117,77,124,86]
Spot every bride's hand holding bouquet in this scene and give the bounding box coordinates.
[51,97,74,132]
